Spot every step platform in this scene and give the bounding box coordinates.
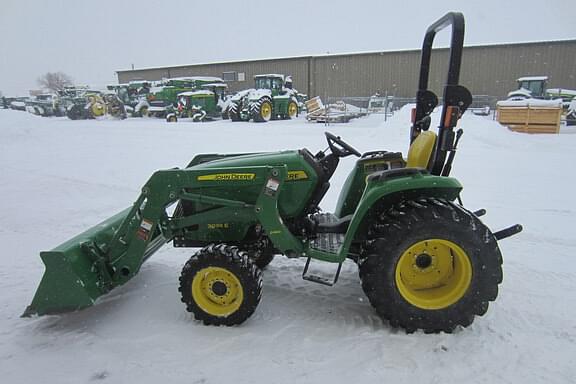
[304,213,345,286]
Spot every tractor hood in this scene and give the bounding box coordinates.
[187,150,315,174]
[185,149,321,218]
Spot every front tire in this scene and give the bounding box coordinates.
[67,104,87,120]
[179,244,262,326]
[252,99,272,122]
[359,198,502,333]
[567,111,576,126]
[245,248,275,269]
[229,103,241,121]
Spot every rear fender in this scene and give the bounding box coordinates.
[339,169,462,260]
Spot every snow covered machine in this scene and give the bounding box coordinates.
[24,13,521,333]
[227,74,299,122]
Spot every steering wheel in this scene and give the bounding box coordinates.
[325,132,362,158]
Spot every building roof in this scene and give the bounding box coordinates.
[116,39,576,74]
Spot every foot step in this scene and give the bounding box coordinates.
[302,256,342,286]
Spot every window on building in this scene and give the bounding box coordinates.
[222,71,236,82]
[237,72,245,82]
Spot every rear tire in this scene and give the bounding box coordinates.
[252,99,273,122]
[287,100,298,119]
[359,198,502,333]
[179,244,262,326]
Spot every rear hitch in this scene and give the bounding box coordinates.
[494,224,523,240]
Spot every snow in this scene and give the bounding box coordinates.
[497,99,563,107]
[248,89,272,100]
[178,90,214,97]
[164,76,224,83]
[254,74,285,80]
[517,76,548,82]
[547,88,576,97]
[201,83,228,88]
[1,108,576,383]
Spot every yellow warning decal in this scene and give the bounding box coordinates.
[197,173,256,181]
[286,171,308,181]
[207,223,230,229]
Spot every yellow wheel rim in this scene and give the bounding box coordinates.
[288,102,298,117]
[395,239,472,310]
[191,267,243,317]
[91,102,105,116]
[261,102,272,120]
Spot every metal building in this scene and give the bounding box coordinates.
[116,39,576,99]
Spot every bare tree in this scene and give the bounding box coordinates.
[37,72,73,93]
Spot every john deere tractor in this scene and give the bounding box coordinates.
[166,81,228,123]
[228,74,299,122]
[24,13,521,333]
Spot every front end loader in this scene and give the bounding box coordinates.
[24,13,521,333]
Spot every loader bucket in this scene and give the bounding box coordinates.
[23,208,131,317]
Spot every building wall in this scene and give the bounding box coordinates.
[117,40,576,99]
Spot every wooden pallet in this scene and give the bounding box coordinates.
[497,105,561,134]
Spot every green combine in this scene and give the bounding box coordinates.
[24,13,521,333]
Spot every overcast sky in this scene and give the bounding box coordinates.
[1,0,574,95]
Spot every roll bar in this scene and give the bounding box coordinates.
[410,12,472,176]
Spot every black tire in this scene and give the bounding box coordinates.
[287,100,298,119]
[247,249,275,269]
[567,112,576,126]
[179,244,262,326]
[229,103,241,121]
[108,101,126,119]
[359,198,502,333]
[252,98,273,122]
[67,104,87,120]
[221,107,230,120]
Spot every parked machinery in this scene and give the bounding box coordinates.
[165,79,228,122]
[227,74,300,122]
[141,77,226,118]
[66,90,126,120]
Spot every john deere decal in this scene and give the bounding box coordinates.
[197,173,256,181]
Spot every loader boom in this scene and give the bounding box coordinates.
[24,165,291,316]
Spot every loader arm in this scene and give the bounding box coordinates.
[24,164,301,316]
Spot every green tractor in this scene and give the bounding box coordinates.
[144,77,226,118]
[107,81,152,117]
[166,81,228,123]
[228,74,299,122]
[24,13,521,333]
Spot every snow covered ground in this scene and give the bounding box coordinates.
[1,108,575,383]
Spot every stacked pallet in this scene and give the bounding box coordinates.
[496,99,562,134]
[305,96,326,121]
[305,96,367,123]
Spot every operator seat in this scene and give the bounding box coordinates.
[406,131,437,170]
